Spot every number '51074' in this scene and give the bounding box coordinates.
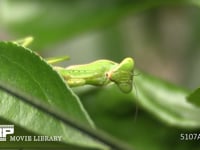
[180,133,200,140]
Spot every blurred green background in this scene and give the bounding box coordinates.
[1,0,200,150]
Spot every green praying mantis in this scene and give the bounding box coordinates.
[53,57,134,93]
[13,37,135,93]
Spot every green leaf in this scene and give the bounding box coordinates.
[0,41,106,149]
[187,88,200,107]
[134,72,200,128]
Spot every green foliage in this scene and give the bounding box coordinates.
[81,87,200,150]
[0,42,105,149]
[1,0,190,50]
[187,88,200,107]
[1,0,200,150]
[134,73,200,128]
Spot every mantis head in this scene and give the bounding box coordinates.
[106,57,134,93]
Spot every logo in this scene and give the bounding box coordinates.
[0,125,14,141]
[0,125,62,142]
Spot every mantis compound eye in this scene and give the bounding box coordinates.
[105,72,112,79]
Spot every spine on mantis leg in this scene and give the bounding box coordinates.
[53,57,134,93]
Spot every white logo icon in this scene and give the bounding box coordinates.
[0,125,14,141]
